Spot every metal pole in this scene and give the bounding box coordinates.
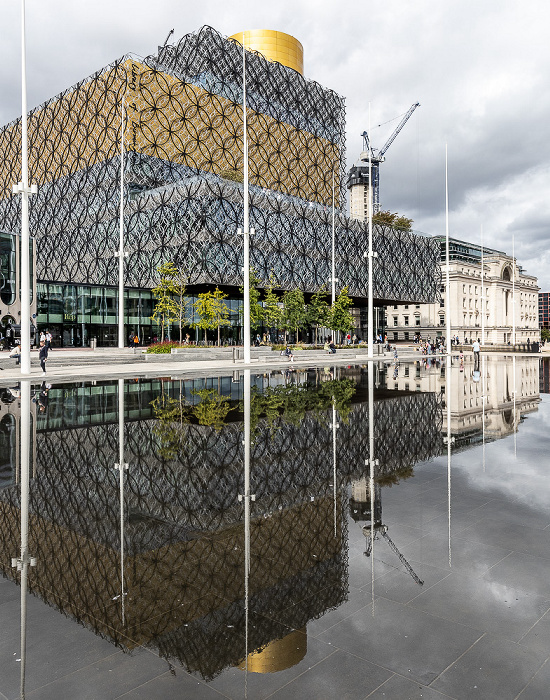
[242,36,251,364]
[19,0,32,374]
[481,224,485,345]
[117,378,126,624]
[331,169,336,305]
[445,145,451,355]
[118,96,125,349]
[446,353,452,568]
[15,381,34,698]
[512,235,516,346]
[368,360,375,611]
[367,104,374,359]
[243,368,252,689]
[332,402,338,538]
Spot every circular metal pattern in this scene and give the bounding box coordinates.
[0,25,439,304]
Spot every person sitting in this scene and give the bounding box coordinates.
[284,345,294,362]
[328,340,336,354]
[9,343,21,366]
[324,340,330,353]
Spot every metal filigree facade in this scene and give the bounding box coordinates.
[0,25,439,304]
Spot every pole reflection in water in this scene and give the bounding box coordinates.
[513,355,517,458]
[116,378,128,625]
[482,354,486,472]
[11,380,35,700]
[368,361,376,613]
[240,369,254,697]
[445,354,453,568]
[332,369,339,539]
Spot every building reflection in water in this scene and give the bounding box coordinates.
[0,358,541,686]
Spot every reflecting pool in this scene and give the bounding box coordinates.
[1,356,549,699]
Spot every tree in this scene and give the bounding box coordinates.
[541,327,550,343]
[151,262,180,341]
[262,277,283,342]
[193,287,231,346]
[239,268,264,336]
[191,388,231,429]
[308,288,331,345]
[372,210,413,231]
[330,286,355,339]
[281,289,308,343]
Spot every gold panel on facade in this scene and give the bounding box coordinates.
[0,56,339,206]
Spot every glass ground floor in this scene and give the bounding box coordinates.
[35,282,387,348]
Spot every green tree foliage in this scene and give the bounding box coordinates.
[239,268,265,334]
[541,327,550,343]
[151,262,180,341]
[373,210,413,231]
[281,289,308,343]
[150,393,189,460]
[193,287,231,346]
[307,288,331,345]
[242,378,357,436]
[262,277,283,340]
[191,388,231,429]
[330,286,355,337]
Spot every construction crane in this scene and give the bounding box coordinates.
[357,102,420,213]
[359,482,424,586]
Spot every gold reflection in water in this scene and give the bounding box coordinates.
[238,628,307,673]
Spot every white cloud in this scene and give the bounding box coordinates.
[1,0,549,286]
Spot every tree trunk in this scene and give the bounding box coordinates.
[217,324,221,347]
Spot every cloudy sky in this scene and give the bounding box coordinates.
[1,0,549,288]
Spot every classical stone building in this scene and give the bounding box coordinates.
[387,237,539,345]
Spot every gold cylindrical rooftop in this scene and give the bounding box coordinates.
[229,30,304,75]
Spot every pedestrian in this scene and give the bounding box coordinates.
[133,334,139,351]
[45,330,52,351]
[39,341,48,376]
[39,330,46,345]
[527,338,531,351]
[9,343,21,366]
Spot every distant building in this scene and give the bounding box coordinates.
[538,292,550,329]
[387,237,539,345]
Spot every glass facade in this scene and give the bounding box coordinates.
[0,231,15,306]
[36,283,246,348]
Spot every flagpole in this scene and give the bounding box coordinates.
[367,103,374,359]
[445,145,451,355]
[242,34,251,363]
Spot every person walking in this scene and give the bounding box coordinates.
[473,338,480,368]
[39,341,49,376]
[45,330,52,351]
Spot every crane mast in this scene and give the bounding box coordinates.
[353,102,420,214]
